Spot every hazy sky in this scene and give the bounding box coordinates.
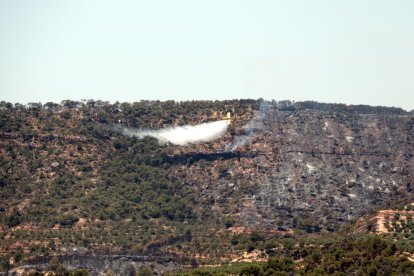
[0,0,413,110]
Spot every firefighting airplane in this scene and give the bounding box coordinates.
[224,111,233,124]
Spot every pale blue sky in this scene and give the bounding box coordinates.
[0,0,413,110]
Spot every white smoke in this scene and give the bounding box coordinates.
[225,100,267,151]
[121,120,229,146]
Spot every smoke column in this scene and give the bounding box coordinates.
[225,100,267,151]
[120,120,229,146]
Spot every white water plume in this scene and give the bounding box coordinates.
[121,120,229,146]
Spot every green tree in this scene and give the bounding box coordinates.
[240,264,263,276]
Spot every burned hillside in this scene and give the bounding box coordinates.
[169,103,414,232]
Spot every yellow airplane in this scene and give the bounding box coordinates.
[224,111,233,124]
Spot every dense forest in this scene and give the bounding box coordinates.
[1,99,414,275]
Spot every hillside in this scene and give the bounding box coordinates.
[1,99,414,274]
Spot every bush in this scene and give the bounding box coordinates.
[240,264,263,276]
[265,257,293,272]
[250,231,264,243]
[6,210,21,227]
[70,269,88,276]
[138,266,153,276]
[58,214,79,227]
[223,217,235,228]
